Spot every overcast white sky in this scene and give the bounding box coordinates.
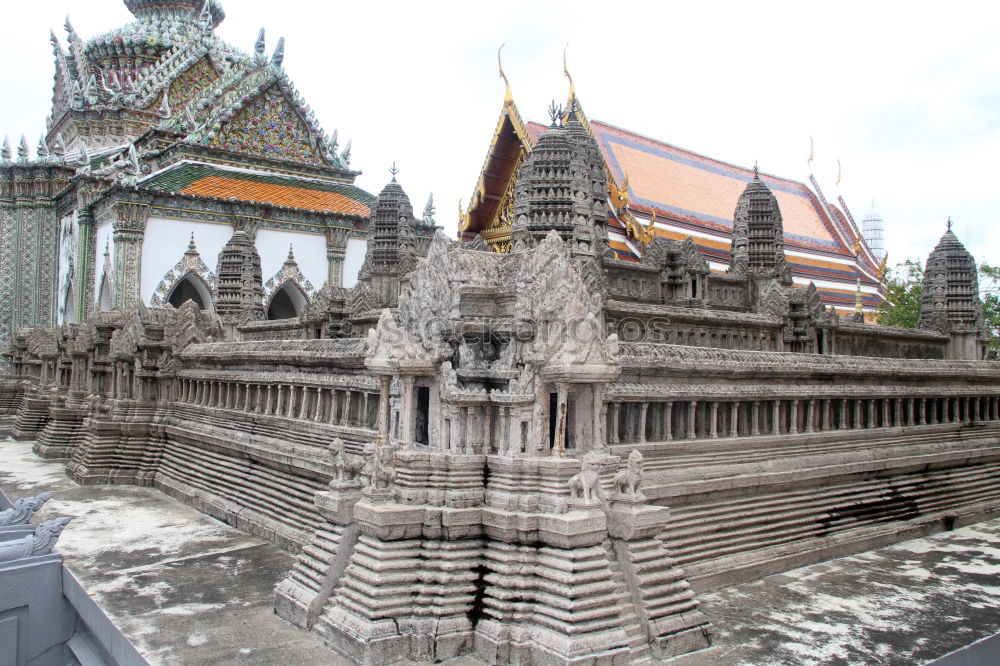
[1,1,998,269]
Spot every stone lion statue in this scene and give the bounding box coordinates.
[613,450,644,499]
[568,450,603,504]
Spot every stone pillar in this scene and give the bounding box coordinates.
[483,404,493,453]
[839,399,847,429]
[918,398,926,425]
[730,401,739,437]
[664,401,673,441]
[751,401,760,436]
[789,400,799,435]
[689,400,698,439]
[867,400,875,428]
[593,384,605,449]
[325,228,349,288]
[345,391,354,426]
[907,398,915,426]
[772,401,780,435]
[638,402,648,444]
[824,400,832,431]
[401,376,416,446]
[882,399,890,428]
[805,400,815,434]
[449,407,461,453]
[377,377,391,441]
[610,403,620,444]
[110,202,150,310]
[710,403,719,439]
[500,406,510,454]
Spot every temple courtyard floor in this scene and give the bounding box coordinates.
[2,436,998,666]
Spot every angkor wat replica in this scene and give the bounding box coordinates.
[1,1,998,664]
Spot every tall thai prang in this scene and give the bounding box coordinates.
[918,221,989,360]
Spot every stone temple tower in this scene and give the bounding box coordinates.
[214,228,265,330]
[357,173,419,310]
[729,168,792,283]
[510,102,607,256]
[918,222,988,360]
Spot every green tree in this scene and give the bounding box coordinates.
[980,263,1000,353]
[877,259,924,328]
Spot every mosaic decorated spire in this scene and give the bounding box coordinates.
[123,0,225,25]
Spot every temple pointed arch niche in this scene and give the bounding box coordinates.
[266,280,308,319]
[167,272,214,309]
[263,245,315,320]
[149,233,217,309]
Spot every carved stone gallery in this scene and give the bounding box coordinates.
[1,1,998,665]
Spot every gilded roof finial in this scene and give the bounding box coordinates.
[835,158,842,188]
[753,161,759,177]
[807,135,814,171]
[389,162,399,182]
[498,43,512,106]
[563,43,575,106]
[946,217,952,232]
[287,244,295,262]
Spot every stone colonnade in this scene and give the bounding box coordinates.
[608,394,1000,444]
[176,377,378,429]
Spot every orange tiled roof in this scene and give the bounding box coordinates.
[142,163,375,216]
[181,176,371,216]
[525,120,856,258]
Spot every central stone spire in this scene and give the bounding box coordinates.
[510,101,607,255]
[729,170,792,284]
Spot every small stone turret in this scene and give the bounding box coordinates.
[357,172,420,309]
[918,222,988,359]
[729,168,792,284]
[214,229,264,330]
[510,102,607,255]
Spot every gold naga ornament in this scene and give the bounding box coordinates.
[608,172,657,247]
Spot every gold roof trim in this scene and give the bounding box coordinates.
[460,51,532,233]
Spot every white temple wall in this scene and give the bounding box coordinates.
[343,238,367,288]
[140,217,233,304]
[256,228,327,291]
[93,221,115,303]
[56,212,79,324]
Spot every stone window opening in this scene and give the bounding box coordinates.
[167,272,213,309]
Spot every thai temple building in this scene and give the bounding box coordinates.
[0,1,998,665]
[460,79,887,316]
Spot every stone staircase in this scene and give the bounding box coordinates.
[657,459,1000,591]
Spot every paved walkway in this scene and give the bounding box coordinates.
[3,437,999,665]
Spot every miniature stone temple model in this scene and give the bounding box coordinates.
[1,1,999,665]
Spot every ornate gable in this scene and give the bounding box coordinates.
[208,84,326,166]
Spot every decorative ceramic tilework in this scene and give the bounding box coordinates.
[210,84,324,166]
